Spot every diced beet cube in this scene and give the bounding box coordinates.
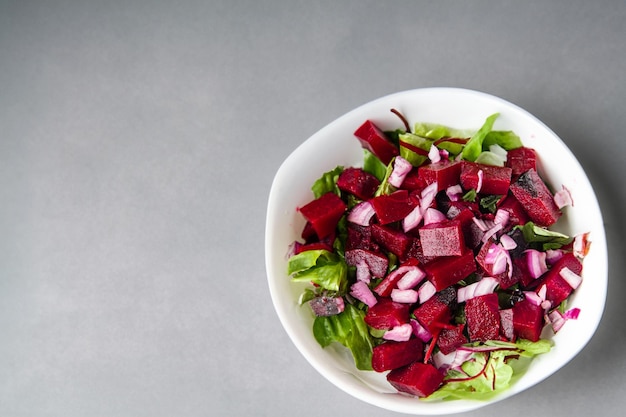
[370,190,416,225]
[345,224,379,251]
[465,293,501,342]
[371,223,411,258]
[354,120,399,165]
[413,292,452,333]
[417,160,462,192]
[506,147,537,177]
[386,362,444,398]
[298,193,346,239]
[337,167,380,200]
[437,324,467,354]
[513,257,536,288]
[294,241,334,254]
[372,338,424,372]
[534,252,583,306]
[498,194,530,228]
[418,219,465,258]
[460,161,512,195]
[512,298,544,342]
[364,298,410,330]
[345,248,389,278]
[399,168,428,192]
[509,169,561,227]
[423,250,477,291]
[402,237,438,264]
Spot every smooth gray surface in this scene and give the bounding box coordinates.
[1,1,625,416]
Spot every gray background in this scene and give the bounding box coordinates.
[1,1,625,416]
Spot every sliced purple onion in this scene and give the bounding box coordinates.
[410,318,432,342]
[548,309,566,333]
[500,309,514,340]
[396,266,427,290]
[388,156,413,188]
[554,185,573,209]
[423,207,447,225]
[349,280,377,308]
[499,233,517,250]
[347,201,376,226]
[446,184,463,202]
[524,290,544,306]
[418,280,437,304]
[524,249,548,278]
[391,288,419,304]
[383,323,413,342]
[494,208,510,227]
[559,266,583,289]
[476,169,484,193]
[563,307,581,320]
[481,221,503,243]
[545,249,564,265]
[428,144,441,163]
[402,204,423,232]
[457,276,499,303]
[420,182,438,213]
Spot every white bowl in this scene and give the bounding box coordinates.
[265,88,607,414]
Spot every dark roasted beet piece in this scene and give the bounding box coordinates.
[509,169,561,227]
[437,324,467,354]
[345,224,379,251]
[386,362,444,397]
[372,338,424,372]
[354,120,399,165]
[337,167,380,200]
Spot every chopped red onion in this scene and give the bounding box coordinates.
[446,184,463,202]
[347,201,376,226]
[554,185,573,209]
[391,288,419,304]
[383,323,413,342]
[481,221,503,243]
[545,249,564,264]
[494,208,510,227]
[573,232,591,258]
[499,234,517,250]
[355,259,371,284]
[524,290,543,306]
[524,249,548,278]
[548,309,566,333]
[349,280,377,307]
[563,307,581,320]
[476,169,484,193]
[559,267,583,289]
[418,280,437,304]
[402,204,423,232]
[396,266,427,290]
[485,243,509,275]
[500,309,514,340]
[457,276,499,303]
[420,182,438,213]
[410,318,432,342]
[388,156,413,187]
[428,144,441,163]
[472,217,489,232]
[423,207,447,225]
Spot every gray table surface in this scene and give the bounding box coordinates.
[1,1,625,416]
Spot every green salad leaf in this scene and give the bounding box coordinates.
[483,130,523,150]
[398,132,433,167]
[362,149,387,182]
[515,221,573,250]
[312,303,374,371]
[288,250,347,293]
[311,166,343,198]
[461,113,500,162]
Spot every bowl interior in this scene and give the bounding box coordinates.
[265,88,607,415]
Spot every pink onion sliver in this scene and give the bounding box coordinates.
[388,156,413,188]
[524,290,543,306]
[347,201,375,226]
[494,208,509,226]
[446,184,463,202]
[525,249,548,278]
[420,182,438,212]
[383,323,413,342]
[457,276,498,302]
[548,309,566,333]
[391,288,419,304]
[410,318,432,342]
[423,207,446,225]
[559,267,583,289]
[418,281,437,304]
[564,307,581,320]
[554,185,573,209]
[428,144,441,163]
[545,249,564,264]
[476,169,484,193]
[499,234,517,250]
[349,281,377,308]
[355,259,371,284]
[396,266,426,290]
[403,204,423,232]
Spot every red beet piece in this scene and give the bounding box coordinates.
[345,248,389,278]
[400,168,428,192]
[418,219,466,258]
[298,193,346,239]
[370,190,416,225]
[371,223,411,258]
[512,298,544,342]
[386,362,444,398]
[534,252,583,306]
[337,167,380,200]
[372,338,424,372]
[417,160,462,192]
[364,298,410,330]
[509,169,561,227]
[354,120,399,165]
[460,161,512,195]
[423,250,477,291]
[345,224,379,252]
[465,293,501,342]
[506,147,537,177]
[413,291,453,333]
[437,324,467,354]
[402,237,438,264]
[498,194,530,228]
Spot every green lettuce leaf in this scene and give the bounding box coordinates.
[515,221,573,250]
[312,303,374,371]
[288,250,348,293]
[398,132,434,167]
[461,113,500,162]
[483,130,523,150]
[311,166,343,198]
[362,149,387,182]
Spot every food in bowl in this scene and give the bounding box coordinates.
[266,88,607,414]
